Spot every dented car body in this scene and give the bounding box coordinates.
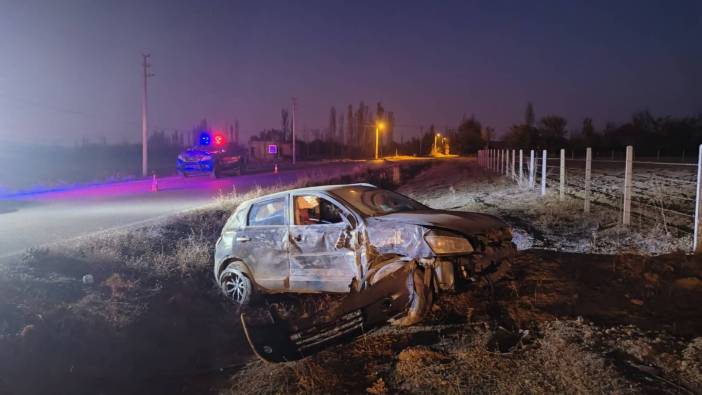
[214,183,515,361]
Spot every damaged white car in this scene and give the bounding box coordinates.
[214,183,515,361]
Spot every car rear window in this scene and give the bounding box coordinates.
[248,198,286,226]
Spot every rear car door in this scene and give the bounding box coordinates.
[288,193,358,293]
[236,196,290,290]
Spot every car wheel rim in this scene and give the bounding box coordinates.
[222,271,248,304]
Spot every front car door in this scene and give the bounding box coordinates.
[236,195,290,290]
[288,192,358,293]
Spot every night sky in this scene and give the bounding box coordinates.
[0,0,700,145]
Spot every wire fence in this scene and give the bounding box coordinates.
[477,146,702,253]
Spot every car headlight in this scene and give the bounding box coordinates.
[424,230,474,254]
[201,155,213,162]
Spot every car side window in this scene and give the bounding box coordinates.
[248,198,286,226]
[224,206,248,231]
[294,195,343,225]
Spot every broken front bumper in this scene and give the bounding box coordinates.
[431,240,517,291]
[241,261,431,362]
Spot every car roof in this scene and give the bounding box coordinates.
[241,183,377,205]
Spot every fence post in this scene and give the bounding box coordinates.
[511,149,516,180]
[392,165,401,184]
[529,150,535,189]
[584,147,592,213]
[499,149,503,174]
[541,150,547,196]
[497,149,501,173]
[506,149,510,176]
[502,149,506,174]
[623,145,633,226]
[694,145,702,253]
[519,149,523,185]
[505,149,509,175]
[559,148,565,200]
[492,149,495,171]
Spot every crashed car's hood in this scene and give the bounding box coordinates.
[370,210,507,237]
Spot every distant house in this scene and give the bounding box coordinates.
[249,140,292,162]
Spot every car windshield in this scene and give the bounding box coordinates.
[332,186,427,216]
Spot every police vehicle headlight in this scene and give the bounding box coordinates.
[424,230,473,254]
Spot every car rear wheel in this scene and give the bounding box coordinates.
[219,266,252,306]
[212,167,222,179]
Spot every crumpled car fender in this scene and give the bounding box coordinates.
[240,258,433,362]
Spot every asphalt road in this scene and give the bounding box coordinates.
[0,161,379,260]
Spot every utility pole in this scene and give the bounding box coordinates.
[291,97,297,164]
[141,53,154,177]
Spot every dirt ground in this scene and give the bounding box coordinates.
[1,158,701,394]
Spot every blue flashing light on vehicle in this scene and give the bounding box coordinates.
[177,131,248,178]
[199,131,212,146]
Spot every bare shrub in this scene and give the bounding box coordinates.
[392,346,460,394]
[103,273,135,298]
[71,292,146,329]
[228,358,340,395]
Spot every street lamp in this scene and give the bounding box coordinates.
[433,132,441,154]
[375,121,385,160]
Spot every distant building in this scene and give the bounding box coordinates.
[249,140,292,162]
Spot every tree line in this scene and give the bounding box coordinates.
[252,101,397,159]
[503,103,702,157]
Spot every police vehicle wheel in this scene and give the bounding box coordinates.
[212,166,222,179]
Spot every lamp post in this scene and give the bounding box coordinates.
[375,121,385,160]
[433,132,441,154]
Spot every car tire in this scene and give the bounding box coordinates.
[219,266,252,306]
[181,172,190,178]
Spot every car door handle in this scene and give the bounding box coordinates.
[236,236,250,242]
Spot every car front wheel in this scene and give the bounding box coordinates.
[219,266,252,306]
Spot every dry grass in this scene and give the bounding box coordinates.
[226,359,341,395]
[226,319,648,395]
[679,337,702,393]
